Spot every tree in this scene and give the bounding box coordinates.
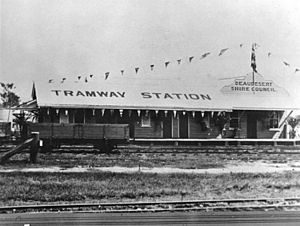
[287,116,300,138]
[0,82,20,107]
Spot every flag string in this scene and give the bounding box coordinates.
[47,43,299,83]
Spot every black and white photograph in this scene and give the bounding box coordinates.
[1,0,300,225]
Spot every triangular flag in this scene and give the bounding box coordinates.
[283,61,290,67]
[121,70,124,75]
[105,72,110,80]
[48,79,53,83]
[189,56,194,62]
[31,82,37,100]
[200,52,210,59]
[295,68,300,73]
[135,67,139,74]
[218,48,229,56]
[150,65,154,71]
[77,76,81,80]
[177,59,182,65]
[165,61,170,68]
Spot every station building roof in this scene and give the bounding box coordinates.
[32,71,300,112]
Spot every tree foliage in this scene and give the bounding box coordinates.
[288,116,300,138]
[0,82,20,107]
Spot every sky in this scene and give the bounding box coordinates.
[1,0,300,101]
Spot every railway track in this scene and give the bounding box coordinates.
[1,143,300,154]
[118,145,300,154]
[37,146,300,155]
[1,198,300,214]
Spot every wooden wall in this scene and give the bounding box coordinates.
[134,112,163,138]
[172,117,179,138]
[38,107,284,139]
[238,111,247,139]
[237,110,283,139]
[189,113,217,138]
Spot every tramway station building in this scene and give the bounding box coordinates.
[29,67,300,145]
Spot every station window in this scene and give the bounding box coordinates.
[50,109,59,123]
[141,114,151,127]
[229,111,239,128]
[74,109,84,123]
[59,110,69,124]
[269,111,279,129]
[85,109,95,124]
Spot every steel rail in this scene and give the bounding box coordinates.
[1,197,300,213]
[47,147,300,155]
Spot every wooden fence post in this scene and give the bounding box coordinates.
[30,132,40,163]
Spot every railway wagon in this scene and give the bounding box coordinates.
[27,122,130,152]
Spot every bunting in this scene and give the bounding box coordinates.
[218,48,229,56]
[283,61,290,67]
[105,72,110,80]
[200,52,210,59]
[47,42,300,82]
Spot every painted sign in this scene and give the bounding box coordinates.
[221,74,289,96]
[51,90,212,101]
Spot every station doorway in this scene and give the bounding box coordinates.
[247,112,258,138]
[179,113,188,138]
[163,113,172,138]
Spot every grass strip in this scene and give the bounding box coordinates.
[1,171,300,206]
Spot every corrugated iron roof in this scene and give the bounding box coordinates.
[33,72,300,111]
